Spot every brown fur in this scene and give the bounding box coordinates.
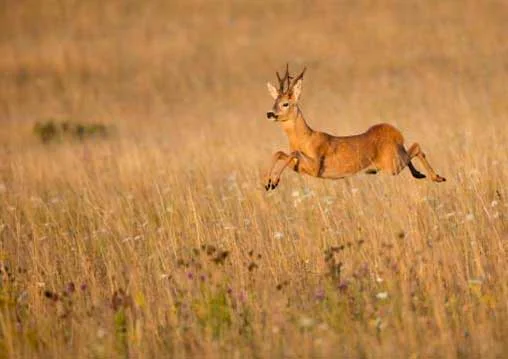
[264,67,446,190]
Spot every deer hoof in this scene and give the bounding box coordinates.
[433,175,446,182]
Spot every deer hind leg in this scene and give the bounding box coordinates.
[375,145,409,176]
[407,143,446,182]
[380,145,426,179]
[393,145,426,179]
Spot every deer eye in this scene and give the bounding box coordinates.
[282,103,289,107]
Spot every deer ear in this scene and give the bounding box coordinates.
[290,79,302,101]
[267,82,279,100]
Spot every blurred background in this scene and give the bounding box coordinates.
[0,0,506,146]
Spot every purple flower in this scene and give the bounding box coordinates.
[314,288,326,301]
[338,280,349,293]
[238,290,246,303]
[66,282,75,294]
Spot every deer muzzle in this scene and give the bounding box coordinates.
[266,112,278,121]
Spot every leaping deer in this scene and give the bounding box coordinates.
[264,65,446,190]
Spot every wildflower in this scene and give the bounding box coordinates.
[354,262,369,278]
[237,290,246,303]
[491,200,498,207]
[97,328,107,339]
[299,316,315,329]
[468,278,484,286]
[338,280,349,292]
[273,232,284,240]
[465,213,474,222]
[376,292,388,300]
[302,187,315,198]
[66,282,75,294]
[314,288,325,301]
[322,196,334,205]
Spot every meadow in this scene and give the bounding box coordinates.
[0,0,507,357]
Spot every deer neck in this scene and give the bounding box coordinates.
[280,106,313,150]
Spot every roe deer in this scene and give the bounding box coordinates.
[264,65,446,190]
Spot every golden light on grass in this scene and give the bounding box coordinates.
[0,0,507,358]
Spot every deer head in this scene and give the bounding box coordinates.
[266,65,306,122]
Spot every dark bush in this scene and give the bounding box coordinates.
[34,120,111,143]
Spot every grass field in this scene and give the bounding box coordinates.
[1,0,507,357]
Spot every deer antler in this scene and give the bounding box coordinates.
[289,67,306,90]
[276,63,292,92]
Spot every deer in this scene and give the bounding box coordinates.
[264,65,446,190]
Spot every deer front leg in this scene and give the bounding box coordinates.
[268,151,322,190]
[264,151,291,190]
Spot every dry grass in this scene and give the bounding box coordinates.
[0,0,507,358]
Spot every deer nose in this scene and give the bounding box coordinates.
[267,112,277,120]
